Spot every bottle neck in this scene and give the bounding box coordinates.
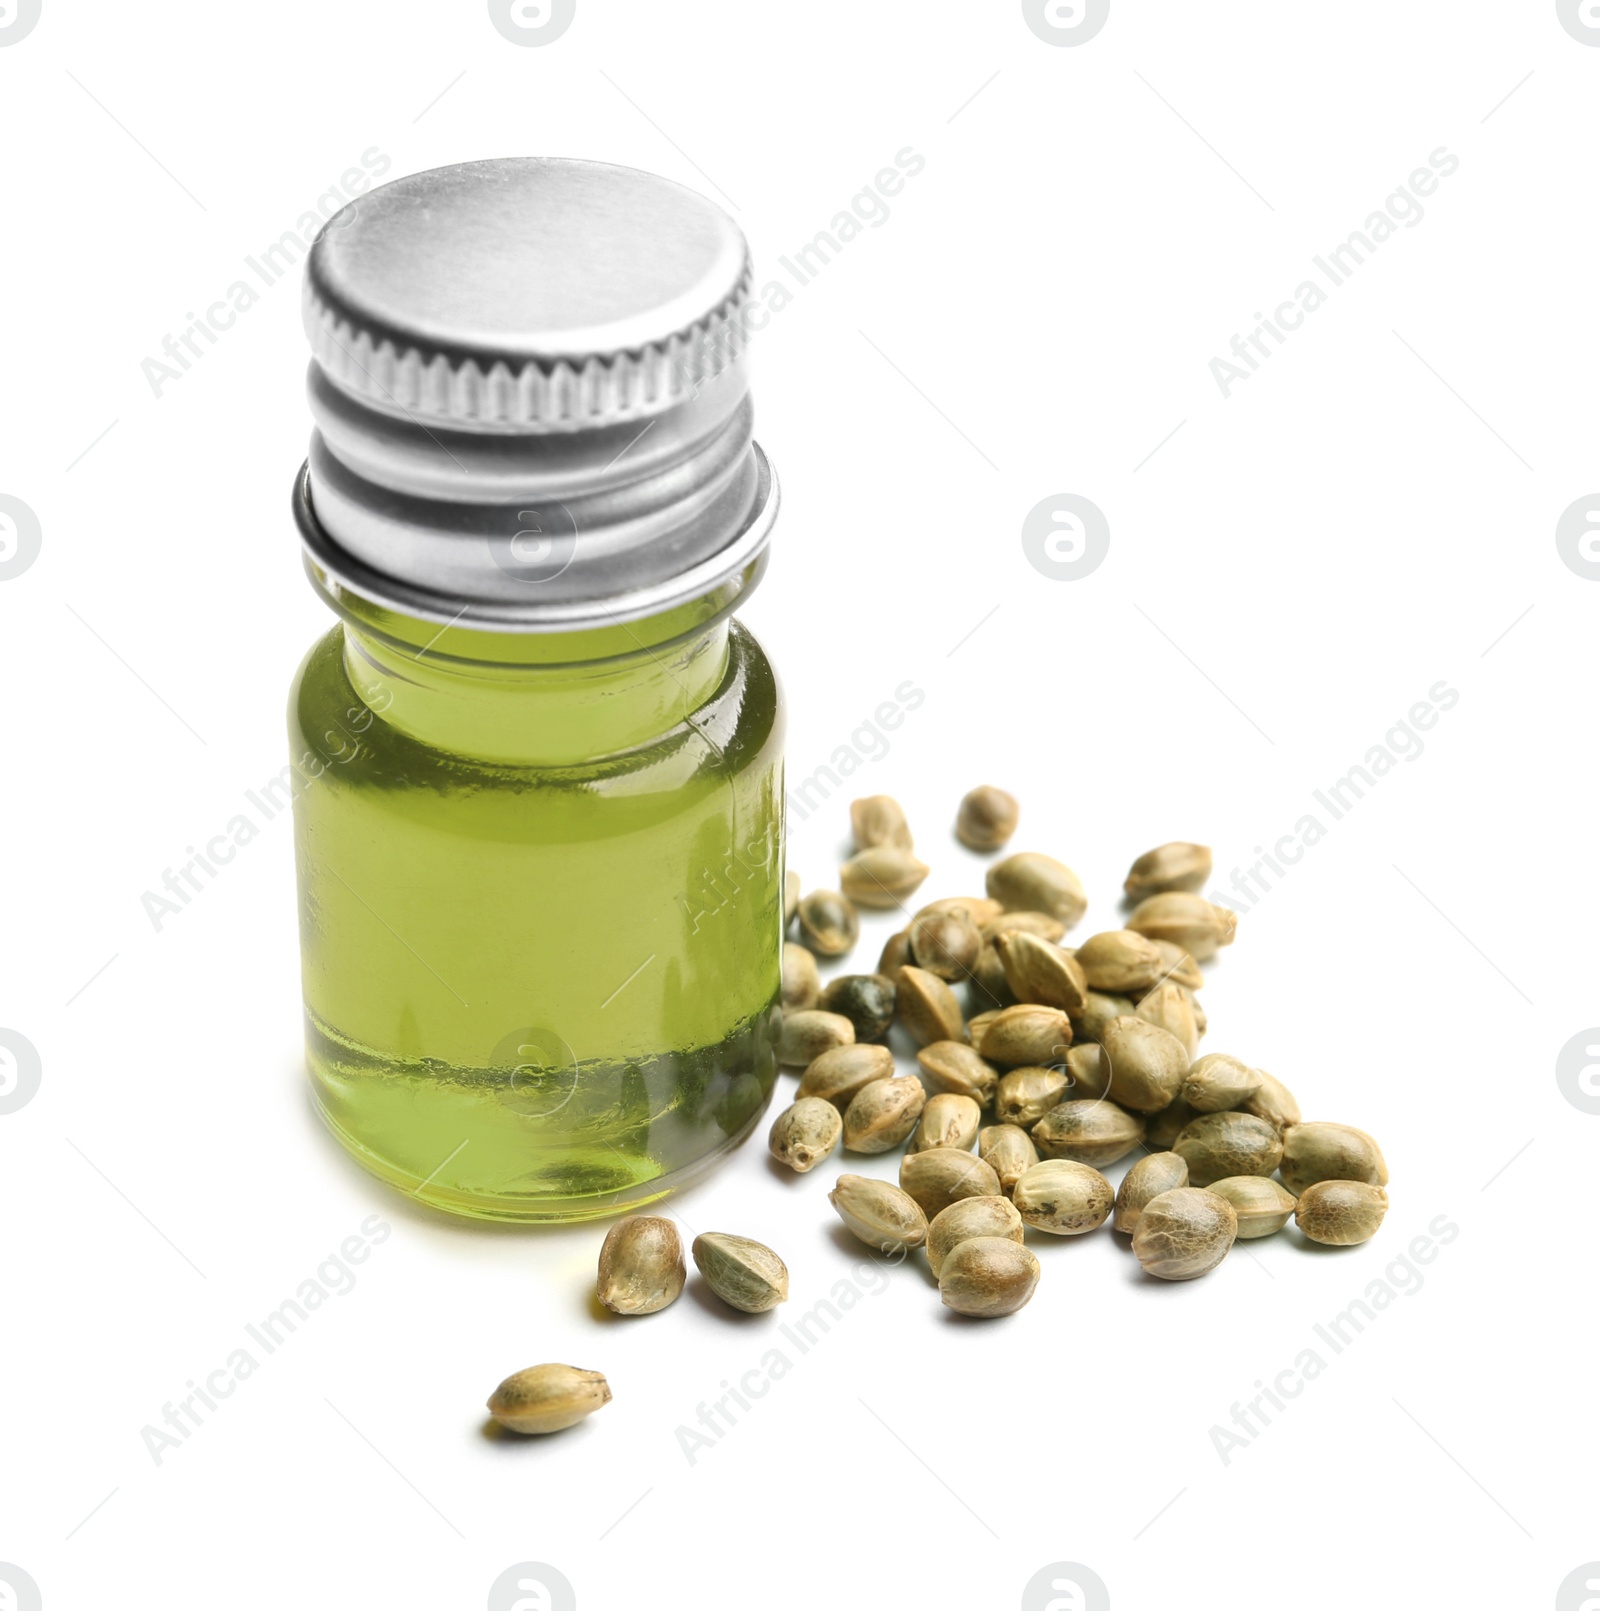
[341,613,732,768]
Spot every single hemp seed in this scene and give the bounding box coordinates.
[487,1364,612,1435]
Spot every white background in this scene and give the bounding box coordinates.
[1,2,1592,1607]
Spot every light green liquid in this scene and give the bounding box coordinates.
[288,604,784,1221]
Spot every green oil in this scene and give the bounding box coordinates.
[288,585,784,1222]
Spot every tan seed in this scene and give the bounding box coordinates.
[1206,1175,1297,1238]
[596,1217,685,1316]
[850,794,913,851]
[796,1042,894,1107]
[955,785,1020,852]
[994,1066,1069,1128]
[1294,1180,1388,1245]
[1064,1042,1111,1102]
[1100,1015,1189,1113]
[842,1075,927,1153]
[1239,1068,1302,1133]
[778,1010,855,1068]
[1145,1095,1204,1151]
[781,942,820,1009]
[488,1364,612,1434]
[1113,1151,1189,1234]
[692,1232,789,1312]
[1134,983,1202,1058]
[926,1196,1024,1278]
[909,909,981,981]
[1173,1111,1283,1187]
[1071,991,1134,1045]
[1279,1122,1388,1196]
[1144,938,1204,990]
[895,966,965,1046]
[798,889,860,957]
[995,930,1089,1014]
[965,1008,1002,1051]
[877,927,912,982]
[968,943,1017,1011]
[1131,1187,1236,1280]
[828,1174,928,1252]
[841,846,930,909]
[1012,1159,1114,1235]
[978,1003,1073,1068]
[899,1147,1002,1218]
[1075,930,1168,994]
[938,1237,1040,1318]
[916,1040,999,1105]
[980,910,1066,943]
[1126,892,1237,961]
[986,851,1088,929]
[917,895,1003,926]
[767,1097,843,1173]
[978,1124,1038,1193]
[1181,1053,1261,1113]
[1031,1100,1147,1167]
[909,1092,983,1154]
[1123,842,1213,901]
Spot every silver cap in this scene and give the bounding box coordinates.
[296,156,777,632]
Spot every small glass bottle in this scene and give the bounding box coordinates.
[286,158,784,1223]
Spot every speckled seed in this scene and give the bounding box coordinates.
[596,1217,686,1315]
[910,909,982,982]
[842,1075,927,1153]
[1240,1069,1302,1133]
[916,1040,1000,1106]
[985,852,1088,929]
[926,1195,1024,1277]
[966,1009,1001,1052]
[978,1124,1038,1193]
[1074,930,1169,995]
[1071,992,1134,1045]
[1181,1053,1261,1113]
[1123,842,1213,901]
[899,1147,1002,1219]
[994,1066,1070,1128]
[781,942,820,1009]
[909,1092,983,1154]
[828,1174,929,1252]
[1131,1187,1237,1280]
[778,1010,855,1069]
[1031,1100,1147,1167]
[917,895,1004,927]
[850,794,914,851]
[1146,1096,1204,1151]
[796,1042,894,1107]
[1064,1043,1111,1102]
[994,930,1089,1014]
[1279,1123,1389,1196]
[692,1232,789,1312]
[785,869,801,927]
[877,928,912,982]
[798,889,859,957]
[955,785,1020,852]
[1011,1159,1114,1235]
[1125,892,1237,962]
[767,1097,843,1173]
[938,1237,1041,1318]
[488,1364,612,1434]
[1100,1016,1190,1113]
[981,910,1066,944]
[895,966,965,1046]
[1206,1176,1298,1238]
[1113,1151,1189,1234]
[841,845,930,910]
[1134,983,1201,1058]
[978,1004,1073,1068]
[1294,1180,1388,1245]
[818,973,898,1043]
[1173,1111,1284,1187]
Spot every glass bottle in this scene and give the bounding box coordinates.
[286,158,783,1223]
